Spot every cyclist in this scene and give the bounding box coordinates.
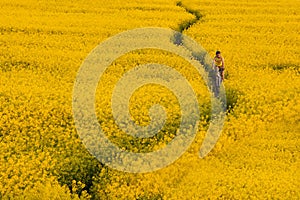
[213,50,225,81]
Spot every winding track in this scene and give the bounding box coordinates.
[176,1,202,33]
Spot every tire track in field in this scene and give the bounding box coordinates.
[176,1,202,33]
[173,1,202,45]
[174,1,237,112]
[173,1,209,68]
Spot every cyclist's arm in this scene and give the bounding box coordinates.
[221,57,225,69]
[212,57,216,68]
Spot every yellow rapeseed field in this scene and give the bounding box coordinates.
[0,0,299,199]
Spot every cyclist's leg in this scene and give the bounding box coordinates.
[215,70,221,96]
[219,68,224,82]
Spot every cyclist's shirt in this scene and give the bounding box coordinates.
[214,56,223,68]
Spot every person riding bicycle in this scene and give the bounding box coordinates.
[213,50,225,81]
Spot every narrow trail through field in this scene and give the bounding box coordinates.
[172,1,202,45]
[173,3,237,111]
[176,1,202,33]
[173,2,216,86]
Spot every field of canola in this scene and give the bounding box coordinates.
[0,0,299,199]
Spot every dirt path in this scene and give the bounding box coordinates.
[176,1,202,33]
